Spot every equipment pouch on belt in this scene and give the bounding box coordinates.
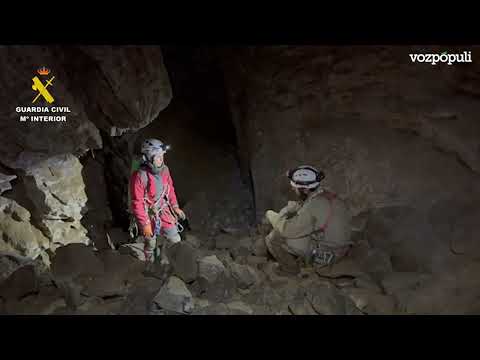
[312,248,335,266]
[309,231,335,267]
[128,216,139,240]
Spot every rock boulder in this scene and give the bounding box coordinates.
[198,255,226,283]
[0,265,39,301]
[229,262,260,289]
[153,276,194,314]
[0,197,50,260]
[167,242,199,283]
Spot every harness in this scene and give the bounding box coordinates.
[136,168,184,229]
[302,190,345,267]
[128,167,183,262]
[286,189,337,240]
[318,190,337,232]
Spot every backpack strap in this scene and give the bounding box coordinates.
[318,191,337,232]
[127,168,151,238]
[127,168,150,215]
[139,164,168,192]
[279,190,338,240]
[138,168,154,206]
[138,167,169,210]
[138,168,149,192]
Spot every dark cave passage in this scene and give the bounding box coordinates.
[99,46,256,238]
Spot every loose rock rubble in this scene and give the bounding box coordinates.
[198,255,227,283]
[167,242,199,283]
[2,217,479,315]
[229,263,260,289]
[0,265,39,301]
[153,276,194,314]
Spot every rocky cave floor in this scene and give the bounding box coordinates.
[1,216,473,315]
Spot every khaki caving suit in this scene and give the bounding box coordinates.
[265,188,353,273]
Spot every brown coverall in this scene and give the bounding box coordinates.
[265,188,352,273]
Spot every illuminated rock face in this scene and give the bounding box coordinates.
[0,155,89,260]
[22,154,90,251]
[0,174,16,195]
[0,45,172,261]
[0,196,50,261]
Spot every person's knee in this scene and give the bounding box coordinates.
[165,232,181,245]
[265,232,272,247]
[285,238,311,258]
[266,234,290,259]
[144,236,156,250]
[265,231,276,253]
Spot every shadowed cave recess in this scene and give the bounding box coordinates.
[1,45,480,315]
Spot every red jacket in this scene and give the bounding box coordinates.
[130,165,179,230]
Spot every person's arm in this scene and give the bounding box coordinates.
[165,167,179,208]
[165,167,186,220]
[130,172,149,227]
[267,200,328,239]
[266,201,301,226]
[278,201,301,218]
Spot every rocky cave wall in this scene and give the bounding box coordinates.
[0,45,173,261]
[220,45,480,274]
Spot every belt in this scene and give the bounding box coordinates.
[330,245,351,258]
[312,244,351,266]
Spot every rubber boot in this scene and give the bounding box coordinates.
[265,234,300,275]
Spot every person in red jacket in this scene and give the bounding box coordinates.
[130,139,186,263]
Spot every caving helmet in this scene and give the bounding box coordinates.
[287,165,325,189]
[140,138,170,164]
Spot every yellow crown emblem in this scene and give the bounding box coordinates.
[37,66,51,76]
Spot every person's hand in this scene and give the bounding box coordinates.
[174,208,186,220]
[142,223,153,237]
[277,201,299,218]
[286,201,300,213]
[265,210,279,225]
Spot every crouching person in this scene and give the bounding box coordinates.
[264,165,353,274]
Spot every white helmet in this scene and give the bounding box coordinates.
[287,165,325,189]
[141,138,170,163]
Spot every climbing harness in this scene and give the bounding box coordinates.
[128,217,139,240]
[311,248,335,266]
[309,190,340,266]
[276,189,341,267]
[284,189,337,241]
[166,200,185,234]
[132,168,185,262]
[318,191,336,231]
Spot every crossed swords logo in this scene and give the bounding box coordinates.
[32,72,55,104]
